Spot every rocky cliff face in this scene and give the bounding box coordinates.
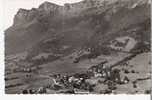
[11,0,150,25]
[5,0,151,57]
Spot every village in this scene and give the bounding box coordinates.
[18,60,128,94]
[6,51,151,94]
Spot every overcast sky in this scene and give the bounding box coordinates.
[1,0,83,31]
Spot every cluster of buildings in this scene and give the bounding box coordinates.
[20,59,130,94]
[43,60,130,94]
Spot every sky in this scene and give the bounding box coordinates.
[1,0,83,31]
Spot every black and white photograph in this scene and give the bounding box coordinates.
[2,0,152,95]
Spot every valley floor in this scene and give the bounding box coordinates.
[5,51,151,94]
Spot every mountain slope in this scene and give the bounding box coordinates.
[5,0,151,58]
